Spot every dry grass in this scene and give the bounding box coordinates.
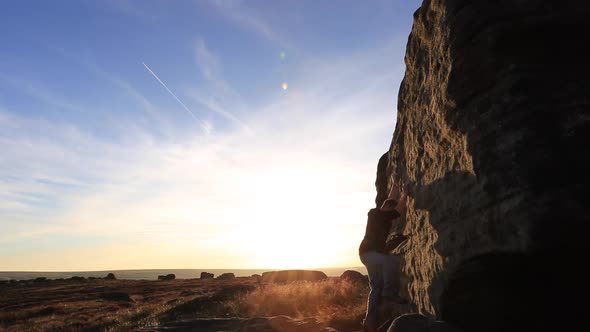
[0,277,370,331]
[225,278,369,323]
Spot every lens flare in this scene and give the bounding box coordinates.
[280,51,286,60]
[282,82,288,91]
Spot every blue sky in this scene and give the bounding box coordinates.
[0,0,422,271]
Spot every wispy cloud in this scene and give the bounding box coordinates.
[194,39,240,97]
[206,0,295,51]
[0,73,85,114]
[195,39,223,82]
[1,39,403,270]
[193,39,251,133]
[45,45,181,138]
[190,93,252,134]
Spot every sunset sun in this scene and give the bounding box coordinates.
[241,224,341,269]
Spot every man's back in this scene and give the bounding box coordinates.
[359,208,400,254]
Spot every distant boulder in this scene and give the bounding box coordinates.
[340,270,368,284]
[68,276,85,281]
[216,273,235,280]
[34,277,48,282]
[105,273,117,280]
[200,272,214,279]
[261,270,327,283]
[158,274,176,280]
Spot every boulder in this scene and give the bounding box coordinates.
[200,272,214,279]
[340,270,368,284]
[105,273,116,280]
[216,273,235,280]
[261,270,327,283]
[377,0,590,317]
[158,274,175,280]
[438,251,567,332]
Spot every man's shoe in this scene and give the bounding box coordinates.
[362,325,378,332]
[362,321,378,332]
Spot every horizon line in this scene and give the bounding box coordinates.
[0,266,365,273]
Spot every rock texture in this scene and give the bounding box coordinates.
[379,0,590,319]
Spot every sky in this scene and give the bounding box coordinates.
[0,0,422,271]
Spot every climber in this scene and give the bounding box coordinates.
[359,176,409,332]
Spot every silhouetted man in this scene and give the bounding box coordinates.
[359,179,408,332]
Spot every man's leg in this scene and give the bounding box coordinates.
[360,252,384,331]
[383,254,401,296]
[382,254,408,304]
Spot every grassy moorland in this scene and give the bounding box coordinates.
[0,276,377,332]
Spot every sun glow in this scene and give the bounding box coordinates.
[238,223,341,269]
[222,167,367,269]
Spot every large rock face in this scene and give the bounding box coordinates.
[382,0,590,317]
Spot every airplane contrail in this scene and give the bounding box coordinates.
[142,62,207,130]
